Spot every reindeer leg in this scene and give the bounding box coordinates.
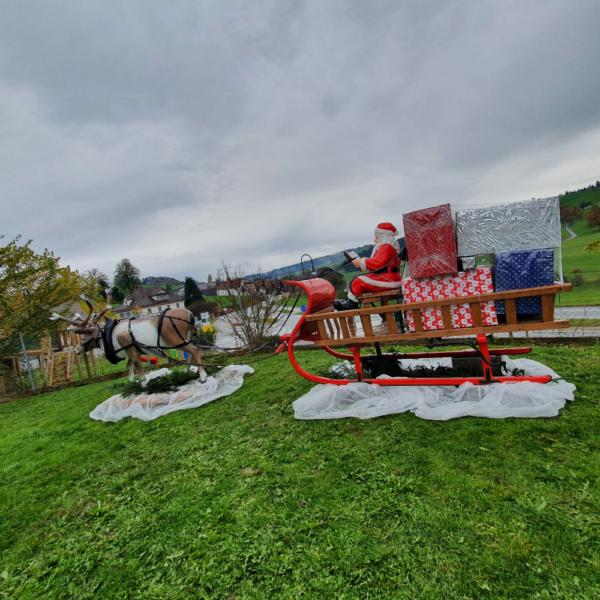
[134,352,148,387]
[125,350,147,387]
[184,344,207,383]
[126,358,135,382]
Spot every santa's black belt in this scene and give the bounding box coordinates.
[372,266,400,274]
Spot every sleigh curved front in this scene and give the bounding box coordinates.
[281,277,572,387]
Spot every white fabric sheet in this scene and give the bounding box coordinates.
[293,357,575,421]
[90,365,254,422]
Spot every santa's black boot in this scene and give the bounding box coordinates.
[333,299,360,311]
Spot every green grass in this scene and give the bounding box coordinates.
[559,216,600,306]
[559,186,600,209]
[568,319,600,328]
[1,343,600,598]
[277,294,308,307]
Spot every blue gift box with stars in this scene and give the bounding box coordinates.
[494,249,555,314]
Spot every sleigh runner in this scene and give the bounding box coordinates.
[278,278,572,387]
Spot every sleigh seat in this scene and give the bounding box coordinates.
[277,278,573,387]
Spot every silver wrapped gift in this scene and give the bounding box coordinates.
[455,196,561,256]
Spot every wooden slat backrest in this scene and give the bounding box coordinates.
[505,298,518,325]
[541,294,554,322]
[316,319,570,346]
[441,305,452,330]
[317,320,329,341]
[470,301,484,328]
[360,314,373,337]
[411,308,424,333]
[305,284,571,322]
[339,317,351,339]
[356,289,402,301]
[347,317,357,337]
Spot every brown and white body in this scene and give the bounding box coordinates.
[50,292,207,386]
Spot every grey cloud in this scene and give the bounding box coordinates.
[1,0,599,280]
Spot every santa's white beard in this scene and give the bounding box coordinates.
[372,233,400,256]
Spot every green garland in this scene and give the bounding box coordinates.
[110,365,221,397]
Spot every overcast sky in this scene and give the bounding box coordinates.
[1,0,599,281]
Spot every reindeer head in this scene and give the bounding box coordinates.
[49,290,113,354]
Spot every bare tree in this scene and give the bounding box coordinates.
[216,261,285,349]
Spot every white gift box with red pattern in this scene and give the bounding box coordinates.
[402,266,498,332]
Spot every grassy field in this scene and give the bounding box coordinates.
[559,186,600,209]
[1,342,600,599]
[560,218,600,306]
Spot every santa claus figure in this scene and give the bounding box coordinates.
[334,222,403,311]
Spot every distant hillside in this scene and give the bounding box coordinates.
[263,238,406,279]
[560,182,600,208]
[142,276,183,286]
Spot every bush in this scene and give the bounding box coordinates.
[188,300,219,318]
[572,273,584,287]
[572,267,582,274]
[193,326,215,348]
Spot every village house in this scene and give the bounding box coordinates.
[113,287,186,318]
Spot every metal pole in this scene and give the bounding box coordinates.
[19,332,36,393]
[236,290,251,349]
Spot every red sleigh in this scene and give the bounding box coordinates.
[276,278,572,386]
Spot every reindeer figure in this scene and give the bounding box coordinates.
[50,290,207,386]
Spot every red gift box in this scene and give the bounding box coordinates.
[403,204,458,278]
[402,266,498,332]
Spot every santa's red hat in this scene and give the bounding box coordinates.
[375,222,398,236]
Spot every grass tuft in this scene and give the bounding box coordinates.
[1,342,599,598]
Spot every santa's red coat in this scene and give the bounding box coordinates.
[348,244,402,301]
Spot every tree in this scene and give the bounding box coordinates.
[560,205,581,226]
[110,286,125,304]
[584,207,600,231]
[81,268,109,305]
[207,274,213,283]
[217,262,283,349]
[0,235,82,337]
[187,300,218,318]
[113,259,142,296]
[184,276,204,307]
[322,271,347,298]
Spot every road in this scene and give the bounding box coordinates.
[555,306,600,319]
[564,224,578,241]
[213,304,600,350]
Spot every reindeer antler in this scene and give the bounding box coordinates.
[95,289,113,321]
[79,293,95,327]
[49,312,85,327]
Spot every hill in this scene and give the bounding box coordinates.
[559,182,600,208]
[142,276,183,286]
[265,239,406,279]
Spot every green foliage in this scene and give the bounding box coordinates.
[0,235,83,338]
[559,183,600,208]
[560,205,582,225]
[112,368,201,397]
[584,206,600,231]
[192,326,215,348]
[183,276,204,307]
[110,285,125,304]
[322,270,346,298]
[1,343,600,598]
[187,300,218,318]
[113,258,142,296]
[572,273,585,287]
